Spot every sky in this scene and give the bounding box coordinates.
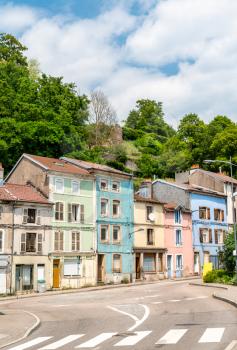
[1,0,237,126]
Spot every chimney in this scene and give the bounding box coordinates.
[0,163,4,185]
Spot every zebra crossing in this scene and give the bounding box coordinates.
[7,327,231,349]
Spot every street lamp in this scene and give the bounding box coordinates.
[204,158,237,279]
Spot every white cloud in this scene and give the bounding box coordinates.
[0,4,39,32]
[1,0,237,125]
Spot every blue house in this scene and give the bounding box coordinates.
[62,158,134,283]
[191,192,228,274]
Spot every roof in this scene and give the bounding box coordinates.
[192,168,237,185]
[62,157,132,177]
[24,154,90,176]
[164,202,190,212]
[134,194,163,204]
[0,183,51,204]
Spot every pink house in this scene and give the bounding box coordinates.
[164,203,194,278]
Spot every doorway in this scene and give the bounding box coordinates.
[176,255,183,278]
[167,255,173,278]
[97,254,105,282]
[136,254,141,279]
[15,265,34,292]
[194,253,200,274]
[53,259,60,288]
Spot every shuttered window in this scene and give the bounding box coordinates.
[72,231,80,251]
[55,202,64,221]
[143,253,156,272]
[54,231,64,251]
[64,259,81,276]
[38,233,43,253]
[0,231,3,252]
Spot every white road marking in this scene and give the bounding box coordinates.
[198,328,225,343]
[40,335,84,349]
[168,299,181,302]
[76,333,117,348]
[0,334,7,339]
[107,304,150,332]
[8,337,52,350]
[156,329,188,345]
[114,331,151,347]
[224,340,237,350]
[152,301,163,304]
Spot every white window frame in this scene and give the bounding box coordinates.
[0,230,4,253]
[112,181,120,192]
[113,254,122,273]
[55,202,64,221]
[174,209,182,224]
[101,198,109,217]
[100,225,109,242]
[112,200,120,218]
[71,180,80,194]
[71,231,80,251]
[175,229,182,246]
[100,179,108,191]
[54,230,64,251]
[55,178,64,193]
[112,225,121,243]
[64,258,81,276]
[175,254,183,271]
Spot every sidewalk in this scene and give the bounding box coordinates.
[0,309,39,349]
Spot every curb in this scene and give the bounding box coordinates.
[0,310,40,349]
[189,282,228,290]
[0,277,200,303]
[213,293,237,309]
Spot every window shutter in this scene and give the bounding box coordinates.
[60,231,64,251]
[80,205,85,223]
[207,208,210,220]
[23,209,28,224]
[199,229,203,243]
[68,204,72,222]
[215,230,218,244]
[38,233,43,252]
[21,233,26,252]
[209,229,212,243]
[36,210,41,225]
[221,210,224,221]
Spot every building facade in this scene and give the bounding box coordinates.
[62,158,134,284]
[0,183,52,294]
[133,195,166,281]
[6,154,97,289]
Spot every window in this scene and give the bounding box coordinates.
[199,207,210,220]
[54,231,64,251]
[101,199,108,217]
[100,225,109,242]
[214,209,224,222]
[174,209,181,224]
[143,253,156,272]
[0,206,2,220]
[71,181,80,194]
[55,202,64,221]
[55,178,64,193]
[199,228,212,243]
[176,229,182,246]
[215,229,224,244]
[68,204,80,222]
[100,180,108,191]
[113,254,121,273]
[0,230,3,252]
[64,259,81,276]
[112,182,120,192]
[113,226,121,243]
[72,231,80,251]
[147,229,154,245]
[113,200,120,217]
[23,208,39,224]
[146,206,153,221]
[20,233,37,253]
[176,255,183,270]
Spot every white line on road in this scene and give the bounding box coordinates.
[114,331,152,347]
[156,329,188,345]
[128,304,150,331]
[76,333,117,348]
[168,299,181,302]
[198,328,225,343]
[107,306,139,323]
[224,340,237,350]
[152,301,163,304]
[40,334,84,349]
[8,337,52,350]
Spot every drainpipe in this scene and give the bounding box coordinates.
[10,202,15,294]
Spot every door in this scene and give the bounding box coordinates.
[167,255,173,278]
[136,254,141,279]
[194,253,200,274]
[53,260,60,288]
[204,252,210,264]
[22,265,33,290]
[0,269,6,294]
[176,255,183,278]
[97,255,105,282]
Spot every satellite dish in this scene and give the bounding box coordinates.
[148,213,155,221]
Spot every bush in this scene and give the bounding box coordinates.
[121,277,129,284]
[203,270,217,283]
[203,269,233,284]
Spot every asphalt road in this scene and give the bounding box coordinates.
[2,280,237,350]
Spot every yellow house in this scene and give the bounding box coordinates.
[134,195,166,281]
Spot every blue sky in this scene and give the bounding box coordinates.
[0,0,237,125]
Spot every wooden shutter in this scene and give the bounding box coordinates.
[23,209,28,224]
[60,203,64,221]
[207,208,210,220]
[209,229,212,243]
[221,210,224,222]
[80,205,85,223]
[68,204,72,222]
[36,210,41,225]
[214,230,218,244]
[199,229,203,243]
[60,231,64,251]
[38,233,43,252]
[21,233,26,252]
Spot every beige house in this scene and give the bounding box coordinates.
[134,195,166,281]
[0,182,53,294]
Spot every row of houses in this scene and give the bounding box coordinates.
[0,155,235,294]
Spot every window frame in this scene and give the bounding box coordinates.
[112,254,122,273]
[55,178,64,193]
[25,232,37,253]
[71,231,80,251]
[146,205,154,221]
[54,230,64,251]
[112,200,120,218]
[174,209,182,224]
[71,180,80,194]
[100,179,108,191]
[143,253,156,272]
[55,202,64,221]
[112,225,121,244]
[112,181,120,192]
[147,228,154,245]
[0,230,4,252]
[199,207,211,220]
[0,206,3,220]
[101,198,109,217]
[175,229,182,246]
[64,258,81,276]
[100,225,109,242]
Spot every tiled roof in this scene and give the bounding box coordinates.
[192,168,237,184]
[134,194,163,204]
[0,183,50,204]
[164,202,191,212]
[25,154,89,176]
[62,157,132,176]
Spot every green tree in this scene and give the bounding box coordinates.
[219,232,236,274]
